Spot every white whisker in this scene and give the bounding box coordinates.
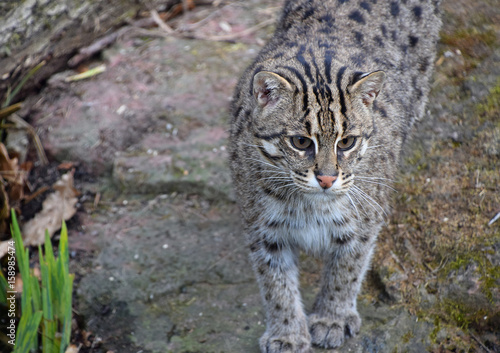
[348,189,370,217]
[285,185,301,202]
[346,191,361,219]
[355,175,395,182]
[351,185,387,219]
[274,182,297,192]
[258,176,292,182]
[354,179,397,192]
[244,157,285,172]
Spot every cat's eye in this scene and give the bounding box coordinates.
[337,137,357,151]
[290,136,313,150]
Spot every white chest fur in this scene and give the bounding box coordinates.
[256,194,358,254]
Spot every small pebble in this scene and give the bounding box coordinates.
[116,105,127,115]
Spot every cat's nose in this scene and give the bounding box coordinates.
[316,175,337,189]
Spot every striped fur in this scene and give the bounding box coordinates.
[228,0,441,351]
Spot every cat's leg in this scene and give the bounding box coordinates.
[308,233,376,348]
[249,237,311,353]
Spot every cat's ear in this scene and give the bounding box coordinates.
[253,71,293,108]
[348,70,386,107]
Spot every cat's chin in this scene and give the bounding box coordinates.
[301,188,346,201]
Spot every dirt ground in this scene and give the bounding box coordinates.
[7,0,500,351]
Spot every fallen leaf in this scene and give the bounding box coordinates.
[14,273,23,293]
[64,344,80,353]
[58,162,75,170]
[22,170,78,246]
[0,142,26,201]
[0,183,10,228]
[0,141,19,172]
[0,241,11,259]
[82,330,92,347]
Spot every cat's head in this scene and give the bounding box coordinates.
[250,69,385,197]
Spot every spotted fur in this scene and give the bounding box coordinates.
[228,0,441,351]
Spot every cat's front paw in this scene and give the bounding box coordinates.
[259,331,312,353]
[308,310,361,348]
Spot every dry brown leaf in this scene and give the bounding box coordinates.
[58,162,75,170]
[22,170,78,246]
[0,183,10,223]
[64,344,80,353]
[0,241,11,259]
[0,142,26,202]
[0,142,18,173]
[14,273,23,293]
[82,330,93,347]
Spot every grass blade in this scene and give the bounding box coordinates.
[3,61,46,108]
[13,310,42,353]
[10,210,38,350]
[9,210,74,352]
[0,270,7,304]
[59,221,69,275]
[10,210,28,288]
[60,273,74,352]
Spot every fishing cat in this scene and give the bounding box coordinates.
[228,0,441,351]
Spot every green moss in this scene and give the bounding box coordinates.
[430,246,499,339]
[441,299,472,329]
[476,78,500,120]
[404,147,429,172]
[429,316,440,342]
[9,33,22,48]
[441,27,497,59]
[443,248,499,301]
[401,330,415,343]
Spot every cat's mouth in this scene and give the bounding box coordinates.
[301,183,348,197]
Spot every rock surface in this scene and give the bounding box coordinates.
[19,0,500,352]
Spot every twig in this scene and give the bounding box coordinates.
[205,242,246,273]
[390,250,407,273]
[431,256,449,274]
[132,17,275,43]
[7,114,48,166]
[64,65,106,82]
[179,2,235,31]
[0,102,22,119]
[470,332,493,353]
[67,0,268,67]
[0,170,28,177]
[151,9,175,34]
[93,192,101,209]
[189,18,274,42]
[23,186,50,204]
[68,1,188,68]
[488,211,500,226]
[68,29,129,68]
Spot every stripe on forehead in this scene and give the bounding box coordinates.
[337,116,346,137]
[336,66,348,116]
